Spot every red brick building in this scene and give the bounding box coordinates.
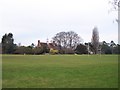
[37,40,60,51]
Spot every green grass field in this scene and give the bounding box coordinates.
[2,55,118,88]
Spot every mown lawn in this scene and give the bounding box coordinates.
[2,55,118,88]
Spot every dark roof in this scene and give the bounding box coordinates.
[48,43,60,50]
[37,40,60,50]
[40,42,48,46]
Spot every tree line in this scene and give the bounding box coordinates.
[0,27,120,55]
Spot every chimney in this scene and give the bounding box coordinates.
[37,40,41,47]
[46,38,49,44]
[53,41,56,46]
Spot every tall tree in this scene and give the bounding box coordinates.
[110,40,116,54]
[116,44,120,54]
[109,0,120,10]
[1,33,16,54]
[75,44,88,54]
[109,0,120,23]
[101,41,112,54]
[53,31,82,49]
[91,27,99,54]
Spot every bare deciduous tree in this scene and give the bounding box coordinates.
[109,0,120,23]
[109,0,120,10]
[91,27,99,54]
[53,31,82,49]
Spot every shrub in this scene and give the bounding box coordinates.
[49,48,59,54]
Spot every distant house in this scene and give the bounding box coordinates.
[37,40,48,48]
[36,40,77,54]
[48,41,61,50]
[37,40,60,51]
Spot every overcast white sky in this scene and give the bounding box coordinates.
[0,0,118,46]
